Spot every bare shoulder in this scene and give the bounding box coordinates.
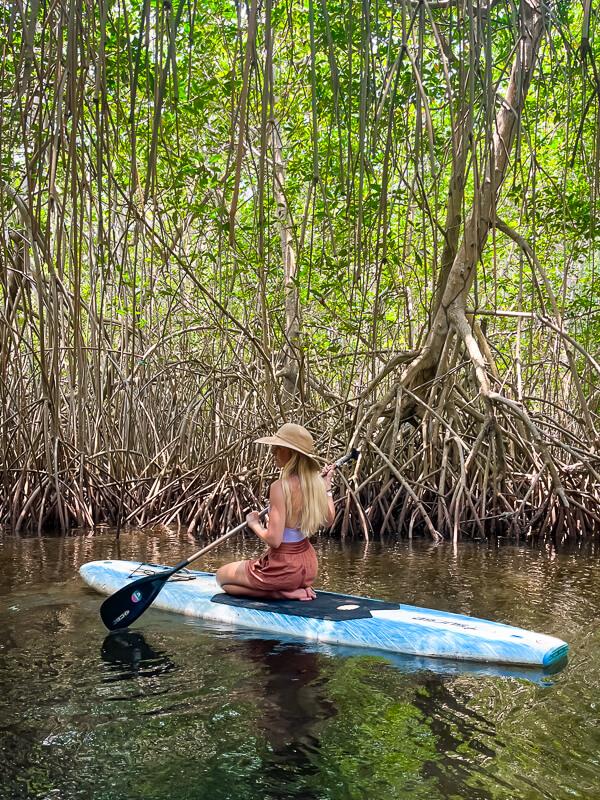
[269,479,285,498]
[271,475,299,492]
[271,476,301,506]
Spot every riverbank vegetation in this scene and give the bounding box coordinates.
[1,0,599,541]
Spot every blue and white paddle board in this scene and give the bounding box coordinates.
[80,560,568,668]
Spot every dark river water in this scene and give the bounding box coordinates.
[0,528,598,800]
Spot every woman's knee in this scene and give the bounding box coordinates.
[215,565,228,586]
[216,560,245,587]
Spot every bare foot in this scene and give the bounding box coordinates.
[276,587,316,601]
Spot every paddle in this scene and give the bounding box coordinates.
[100,448,359,630]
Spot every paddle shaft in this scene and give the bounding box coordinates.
[170,508,268,572]
[169,447,359,574]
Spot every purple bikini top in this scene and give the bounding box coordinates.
[266,507,306,542]
[282,526,306,543]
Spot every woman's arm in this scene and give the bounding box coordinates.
[322,464,336,526]
[246,480,285,548]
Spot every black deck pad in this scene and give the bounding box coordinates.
[210,590,401,621]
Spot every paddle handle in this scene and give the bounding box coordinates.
[174,448,359,572]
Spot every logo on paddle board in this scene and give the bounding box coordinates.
[413,614,477,631]
[131,590,143,603]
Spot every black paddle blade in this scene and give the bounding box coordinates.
[100,570,173,630]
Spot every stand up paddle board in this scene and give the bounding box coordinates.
[80,560,568,668]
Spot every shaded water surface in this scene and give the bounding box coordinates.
[0,528,598,799]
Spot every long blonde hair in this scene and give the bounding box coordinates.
[280,452,329,535]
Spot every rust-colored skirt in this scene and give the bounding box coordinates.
[244,539,318,592]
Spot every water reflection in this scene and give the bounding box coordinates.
[238,639,335,740]
[235,640,333,799]
[0,529,597,800]
[100,630,177,682]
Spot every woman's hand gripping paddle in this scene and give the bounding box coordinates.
[100,448,359,630]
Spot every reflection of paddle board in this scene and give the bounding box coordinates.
[80,560,568,668]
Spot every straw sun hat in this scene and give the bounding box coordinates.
[255,423,321,465]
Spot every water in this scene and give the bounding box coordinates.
[0,528,598,800]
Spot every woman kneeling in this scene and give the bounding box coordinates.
[216,423,335,601]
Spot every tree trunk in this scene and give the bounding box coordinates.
[271,113,302,405]
[402,0,545,405]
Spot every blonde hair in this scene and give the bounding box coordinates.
[280,452,329,535]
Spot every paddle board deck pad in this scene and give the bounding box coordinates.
[80,560,568,668]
